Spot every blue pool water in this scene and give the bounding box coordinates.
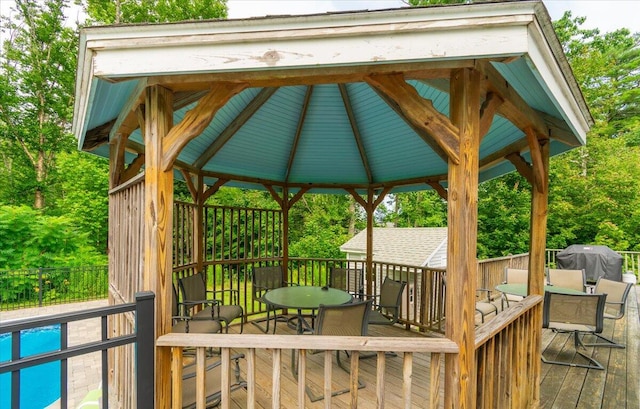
[0,325,61,409]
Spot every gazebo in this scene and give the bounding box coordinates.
[72,1,591,407]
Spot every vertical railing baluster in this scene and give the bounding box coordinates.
[60,322,68,408]
[11,331,20,409]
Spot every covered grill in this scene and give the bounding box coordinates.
[556,245,623,283]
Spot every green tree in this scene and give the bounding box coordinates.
[83,0,227,24]
[0,0,78,209]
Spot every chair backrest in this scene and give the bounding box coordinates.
[379,277,406,313]
[329,267,364,296]
[251,265,285,297]
[542,292,606,334]
[179,273,207,307]
[594,277,633,319]
[504,268,528,285]
[315,299,372,337]
[548,268,586,292]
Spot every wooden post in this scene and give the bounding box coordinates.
[144,84,174,408]
[527,138,549,408]
[445,68,481,409]
[366,188,374,296]
[281,186,289,279]
[195,174,204,274]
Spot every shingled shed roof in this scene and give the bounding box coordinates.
[340,227,448,266]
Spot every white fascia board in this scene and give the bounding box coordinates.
[73,32,95,148]
[83,7,535,79]
[525,20,591,145]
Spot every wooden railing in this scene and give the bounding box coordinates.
[474,295,543,408]
[156,332,459,409]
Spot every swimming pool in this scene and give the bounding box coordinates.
[0,325,61,409]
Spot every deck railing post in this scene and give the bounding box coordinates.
[135,291,155,408]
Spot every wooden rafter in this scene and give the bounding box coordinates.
[476,61,549,141]
[162,82,248,171]
[193,87,278,169]
[365,73,460,165]
[286,86,313,182]
[339,84,373,183]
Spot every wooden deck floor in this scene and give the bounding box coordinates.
[222,286,639,408]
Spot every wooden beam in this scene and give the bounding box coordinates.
[365,73,460,164]
[109,134,127,187]
[339,84,373,183]
[121,153,145,183]
[288,187,309,209]
[202,178,228,202]
[142,59,477,90]
[479,92,503,140]
[476,61,550,141]
[180,169,198,201]
[143,84,174,408]
[505,152,534,186]
[428,182,448,201]
[162,82,248,171]
[108,78,148,143]
[527,138,549,408]
[524,127,547,193]
[445,67,481,409]
[193,87,278,169]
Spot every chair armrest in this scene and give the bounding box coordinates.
[182,299,220,307]
[207,289,240,303]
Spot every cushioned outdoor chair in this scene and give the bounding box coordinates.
[179,272,244,333]
[583,277,633,348]
[180,354,247,409]
[541,291,607,370]
[300,299,372,402]
[366,277,406,325]
[475,288,500,324]
[547,268,586,293]
[172,285,222,335]
[250,265,294,333]
[329,266,364,300]
[502,268,529,307]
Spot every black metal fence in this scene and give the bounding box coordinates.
[0,292,155,409]
[0,266,108,311]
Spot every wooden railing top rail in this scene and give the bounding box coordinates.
[474,295,542,348]
[157,333,459,354]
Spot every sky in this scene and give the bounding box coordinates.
[226,0,640,34]
[0,1,638,34]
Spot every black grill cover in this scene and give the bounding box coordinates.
[556,245,623,283]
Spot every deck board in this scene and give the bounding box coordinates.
[223,286,639,408]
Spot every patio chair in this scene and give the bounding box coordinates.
[583,277,633,348]
[300,299,372,402]
[328,266,364,300]
[502,268,529,307]
[180,354,247,409]
[172,285,222,335]
[547,268,586,293]
[366,277,406,326]
[251,265,295,333]
[541,291,607,370]
[178,272,244,333]
[475,288,499,324]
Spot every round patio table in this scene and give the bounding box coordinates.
[262,286,352,334]
[495,283,585,297]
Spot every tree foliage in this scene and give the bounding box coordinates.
[0,0,78,209]
[83,0,227,24]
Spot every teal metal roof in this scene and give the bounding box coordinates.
[74,2,592,194]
